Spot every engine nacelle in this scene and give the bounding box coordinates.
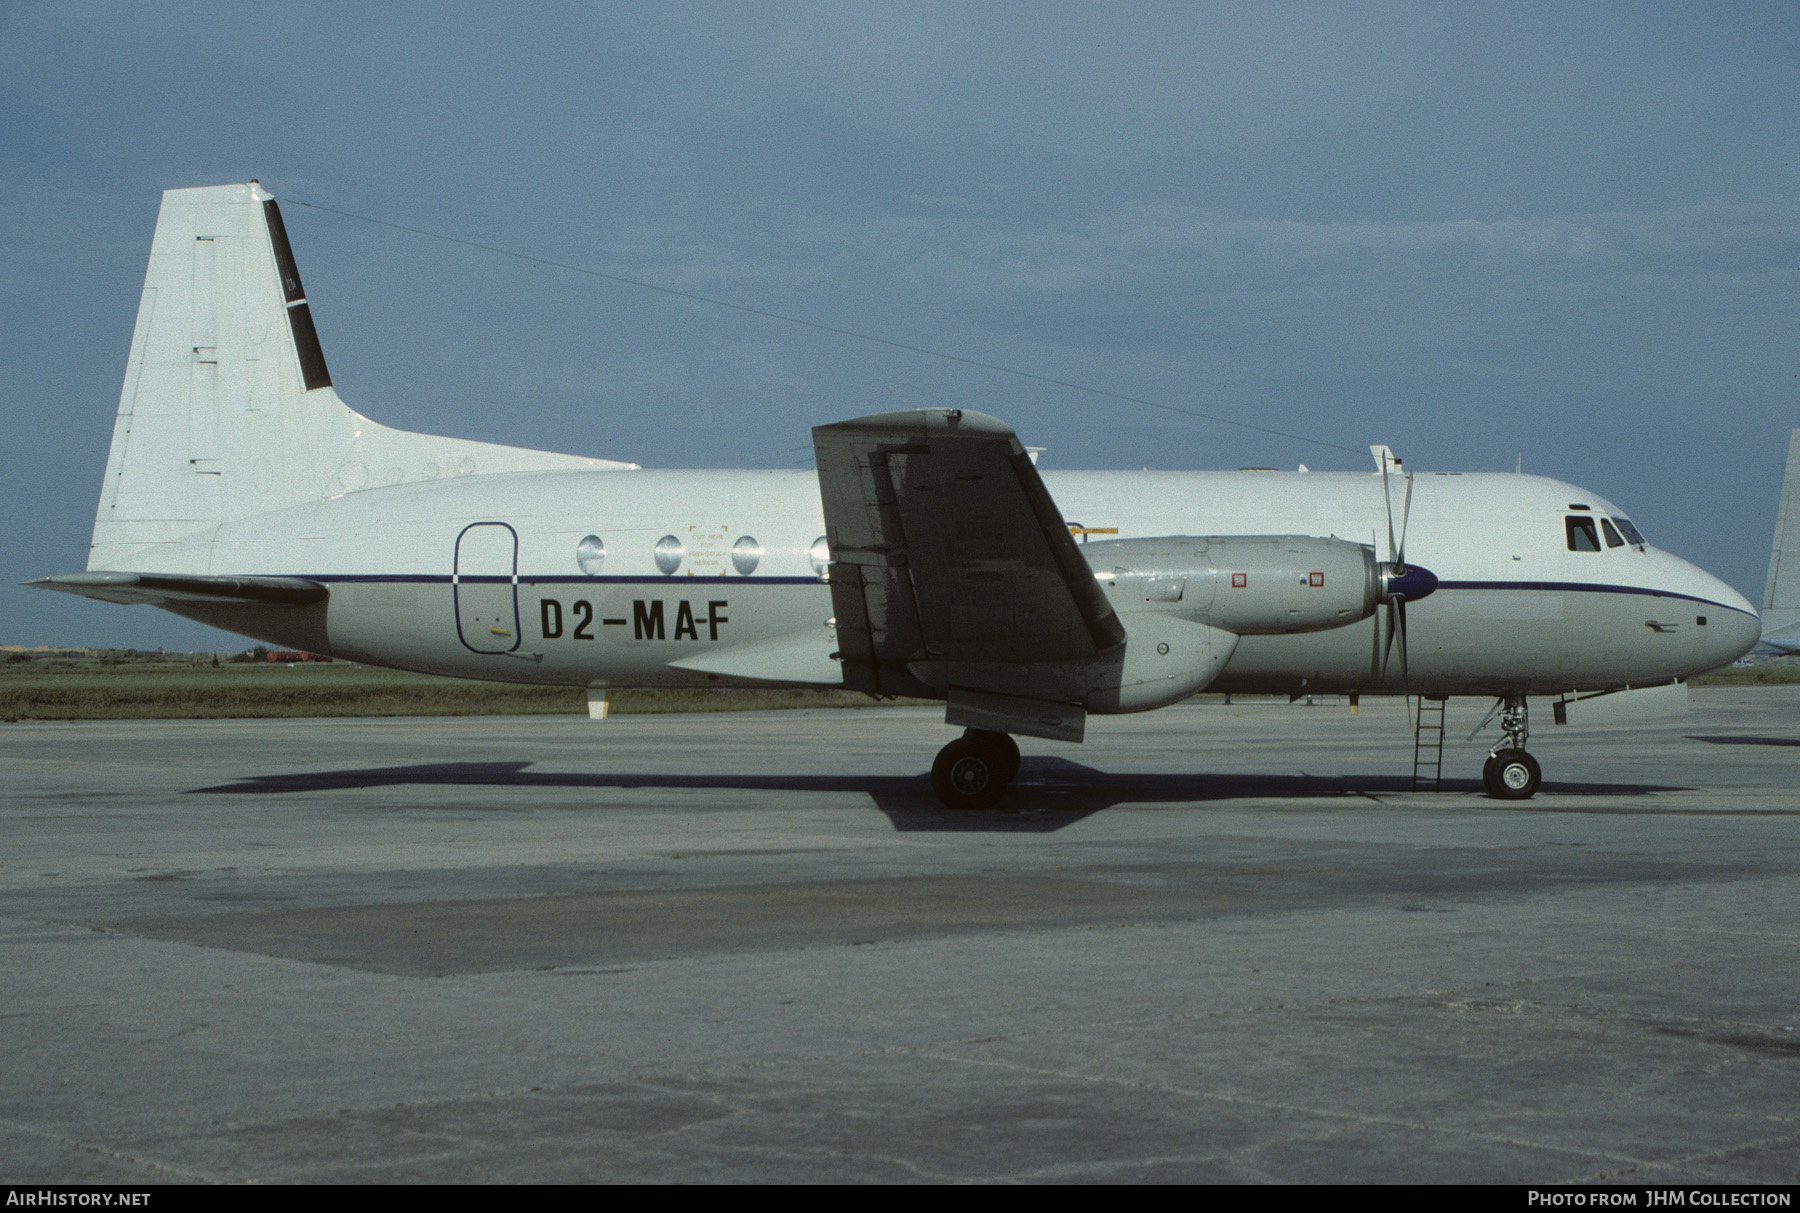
[1084,535,1380,635]
[1086,613,1240,713]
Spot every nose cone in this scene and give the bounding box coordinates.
[1710,598,1762,668]
[1661,552,1760,671]
[1706,604,1764,669]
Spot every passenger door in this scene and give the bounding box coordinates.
[454,522,520,654]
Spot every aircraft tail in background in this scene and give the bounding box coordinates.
[89,182,637,575]
[1761,428,1800,653]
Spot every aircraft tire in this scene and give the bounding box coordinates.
[1487,749,1541,800]
[1481,755,1500,796]
[963,729,1020,785]
[931,736,1011,810]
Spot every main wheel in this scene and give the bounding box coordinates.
[931,735,1011,809]
[1481,754,1500,796]
[963,729,1020,784]
[1486,748,1541,800]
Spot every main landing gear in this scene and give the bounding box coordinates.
[1482,694,1541,800]
[930,729,1021,809]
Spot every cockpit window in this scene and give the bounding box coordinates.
[1611,516,1646,548]
[1600,518,1625,548]
[1565,516,1601,552]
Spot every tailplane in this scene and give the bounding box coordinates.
[90,182,636,573]
[1762,428,1800,652]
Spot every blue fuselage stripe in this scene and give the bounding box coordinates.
[268,573,1754,617]
[1433,580,1753,616]
[300,573,823,586]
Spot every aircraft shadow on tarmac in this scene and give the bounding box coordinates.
[1685,734,1800,747]
[189,756,1693,834]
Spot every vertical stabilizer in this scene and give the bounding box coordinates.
[91,182,636,574]
[1762,428,1800,648]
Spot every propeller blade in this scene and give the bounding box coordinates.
[1381,463,1398,565]
[1397,597,1410,696]
[1397,596,1416,725]
[1381,599,1398,679]
[1396,473,1415,570]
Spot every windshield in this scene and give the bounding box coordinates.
[1611,516,1646,548]
[1566,516,1601,552]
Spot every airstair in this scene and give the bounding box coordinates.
[1411,696,1447,791]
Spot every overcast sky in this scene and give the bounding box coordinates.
[3,2,1797,649]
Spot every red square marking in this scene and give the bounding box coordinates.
[1231,572,1247,588]
[1309,571,1324,587]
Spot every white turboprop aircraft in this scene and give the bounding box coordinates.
[31,183,1761,806]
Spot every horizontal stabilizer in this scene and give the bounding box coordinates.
[27,571,328,607]
[1758,622,1800,654]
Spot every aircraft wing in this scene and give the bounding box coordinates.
[812,408,1124,697]
[26,572,328,607]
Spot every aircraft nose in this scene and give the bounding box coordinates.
[1711,600,1761,666]
[1691,568,1760,668]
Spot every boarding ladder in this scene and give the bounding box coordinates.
[1411,697,1447,791]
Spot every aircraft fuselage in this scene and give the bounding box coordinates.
[146,464,1758,700]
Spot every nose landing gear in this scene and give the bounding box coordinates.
[1482,695,1541,799]
[930,729,1021,809]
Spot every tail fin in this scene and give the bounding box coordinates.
[90,182,636,573]
[1762,428,1800,648]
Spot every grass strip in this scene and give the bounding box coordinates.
[0,661,898,721]
[2,654,1791,721]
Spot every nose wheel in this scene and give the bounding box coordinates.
[1481,695,1540,799]
[1482,749,1541,799]
[930,729,1020,809]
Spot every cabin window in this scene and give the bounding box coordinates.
[1600,519,1625,548]
[731,535,763,576]
[576,534,606,575]
[1566,517,1601,552]
[1612,517,1646,548]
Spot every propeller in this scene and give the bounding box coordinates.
[1370,445,1438,709]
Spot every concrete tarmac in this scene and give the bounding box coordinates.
[2,689,1797,1184]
